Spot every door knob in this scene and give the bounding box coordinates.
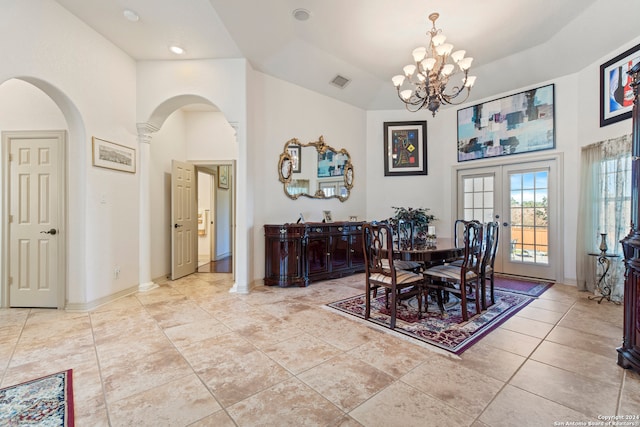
[174,224,183,228]
[40,228,57,235]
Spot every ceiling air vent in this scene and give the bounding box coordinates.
[330,75,351,89]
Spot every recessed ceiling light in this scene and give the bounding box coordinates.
[123,9,139,22]
[169,45,185,55]
[292,8,311,21]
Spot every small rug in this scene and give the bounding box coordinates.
[494,275,553,297]
[0,369,74,426]
[327,290,534,355]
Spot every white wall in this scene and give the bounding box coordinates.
[249,72,367,283]
[0,79,66,128]
[0,0,139,307]
[149,109,187,279]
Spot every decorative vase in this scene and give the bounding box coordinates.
[599,233,608,255]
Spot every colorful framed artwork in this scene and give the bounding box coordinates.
[457,84,555,162]
[218,165,229,189]
[383,121,427,176]
[600,43,640,127]
[92,137,136,173]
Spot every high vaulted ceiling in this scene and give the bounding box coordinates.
[54,0,640,112]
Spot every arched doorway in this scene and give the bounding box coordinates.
[0,77,86,308]
[140,96,238,284]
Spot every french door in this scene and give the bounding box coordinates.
[456,158,560,281]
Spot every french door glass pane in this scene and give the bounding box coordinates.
[462,175,494,223]
[509,171,549,264]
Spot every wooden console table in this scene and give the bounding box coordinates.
[264,222,365,287]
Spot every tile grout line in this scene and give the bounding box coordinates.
[0,308,30,388]
[471,298,581,425]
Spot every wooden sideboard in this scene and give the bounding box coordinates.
[264,222,365,287]
[618,62,640,373]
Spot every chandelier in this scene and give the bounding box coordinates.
[392,13,476,116]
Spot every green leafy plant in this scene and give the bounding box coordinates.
[390,206,436,238]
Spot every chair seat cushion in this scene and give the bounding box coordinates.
[371,270,423,285]
[449,258,463,267]
[424,264,478,281]
[381,259,422,272]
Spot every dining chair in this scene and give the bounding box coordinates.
[362,222,425,329]
[454,219,467,248]
[391,219,423,273]
[480,221,500,309]
[423,220,483,321]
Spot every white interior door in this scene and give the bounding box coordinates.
[171,160,197,280]
[6,131,64,308]
[457,158,559,281]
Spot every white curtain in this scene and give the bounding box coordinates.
[576,134,632,301]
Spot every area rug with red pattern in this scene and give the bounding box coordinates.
[327,278,552,355]
[0,369,74,426]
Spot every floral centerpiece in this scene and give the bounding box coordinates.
[390,206,437,244]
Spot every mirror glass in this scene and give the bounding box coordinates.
[278,136,354,202]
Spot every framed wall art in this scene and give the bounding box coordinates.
[457,84,555,162]
[218,165,229,189]
[92,137,136,173]
[600,43,640,127]
[287,145,301,173]
[383,121,427,176]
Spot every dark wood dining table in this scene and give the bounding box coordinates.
[394,238,463,267]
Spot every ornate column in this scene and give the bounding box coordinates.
[137,123,159,292]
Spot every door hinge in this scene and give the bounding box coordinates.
[8,215,13,223]
[8,277,12,285]
[8,153,12,162]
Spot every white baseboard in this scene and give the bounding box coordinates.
[64,284,140,312]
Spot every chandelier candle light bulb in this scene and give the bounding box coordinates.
[392,12,476,116]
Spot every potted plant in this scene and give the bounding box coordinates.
[390,206,437,245]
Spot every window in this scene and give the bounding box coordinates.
[576,134,632,301]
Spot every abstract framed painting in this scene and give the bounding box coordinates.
[383,121,427,176]
[600,43,640,127]
[457,84,555,162]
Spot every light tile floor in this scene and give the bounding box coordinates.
[1,272,639,426]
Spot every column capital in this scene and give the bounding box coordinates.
[136,122,159,144]
[228,121,239,138]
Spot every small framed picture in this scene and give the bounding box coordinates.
[92,137,136,173]
[349,215,358,222]
[218,165,229,189]
[323,210,333,223]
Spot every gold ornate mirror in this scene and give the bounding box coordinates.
[278,136,354,202]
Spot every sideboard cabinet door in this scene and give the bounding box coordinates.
[264,225,307,287]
